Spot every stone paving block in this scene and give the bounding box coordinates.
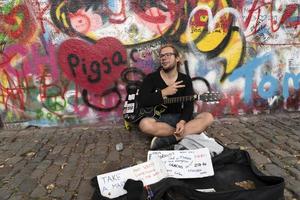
[49,187,66,198]
[67,154,80,165]
[284,189,296,200]
[87,154,104,165]
[258,142,278,150]
[64,191,76,200]
[56,164,77,180]
[264,163,289,178]
[285,178,300,197]
[247,149,271,166]
[288,134,299,141]
[53,155,68,166]
[270,149,293,158]
[31,168,45,180]
[83,163,99,180]
[60,146,73,156]
[74,157,86,176]
[74,140,87,153]
[16,144,38,158]
[286,167,300,180]
[76,179,93,200]
[131,150,148,162]
[6,141,24,153]
[86,133,98,145]
[7,193,24,200]
[37,160,52,170]
[94,143,109,157]
[12,169,28,186]
[55,174,69,188]
[5,156,23,166]
[69,177,82,191]
[84,143,96,154]
[119,158,133,168]
[50,145,64,155]
[40,164,61,185]
[0,166,13,179]
[282,157,299,166]
[6,160,27,179]
[0,186,12,200]
[215,127,232,136]
[286,139,300,151]
[18,177,38,194]
[292,129,300,136]
[16,163,39,183]
[268,155,289,169]
[106,149,120,162]
[224,133,244,143]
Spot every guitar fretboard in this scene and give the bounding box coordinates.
[163,95,197,104]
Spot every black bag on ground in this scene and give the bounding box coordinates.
[91,148,285,200]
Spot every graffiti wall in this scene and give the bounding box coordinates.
[0,0,299,126]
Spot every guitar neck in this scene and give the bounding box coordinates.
[163,95,197,104]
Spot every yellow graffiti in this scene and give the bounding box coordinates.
[218,28,244,79]
[51,0,244,81]
[56,2,69,28]
[183,0,244,81]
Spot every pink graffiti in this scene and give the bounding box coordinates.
[135,7,175,35]
[69,9,103,34]
[2,42,59,80]
[0,51,12,68]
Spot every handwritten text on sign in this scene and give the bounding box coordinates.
[97,159,167,198]
[148,148,214,178]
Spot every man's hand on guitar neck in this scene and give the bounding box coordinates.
[174,120,186,137]
[161,81,185,97]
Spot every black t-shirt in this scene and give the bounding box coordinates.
[138,70,194,122]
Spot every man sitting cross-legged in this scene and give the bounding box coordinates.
[138,44,214,150]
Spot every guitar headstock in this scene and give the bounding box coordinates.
[199,92,221,103]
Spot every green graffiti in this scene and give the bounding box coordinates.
[36,109,43,120]
[44,97,66,112]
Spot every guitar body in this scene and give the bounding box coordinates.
[141,104,167,120]
[124,103,167,124]
[123,92,220,124]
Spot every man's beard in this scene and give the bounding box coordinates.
[162,64,176,73]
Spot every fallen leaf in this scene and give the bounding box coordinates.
[46,183,55,190]
[26,152,36,157]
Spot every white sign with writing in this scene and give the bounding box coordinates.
[147,148,214,178]
[97,159,167,198]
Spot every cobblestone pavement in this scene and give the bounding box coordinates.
[0,111,299,200]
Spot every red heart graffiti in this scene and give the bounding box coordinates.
[58,37,127,94]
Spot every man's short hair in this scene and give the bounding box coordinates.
[159,44,180,58]
[159,44,182,67]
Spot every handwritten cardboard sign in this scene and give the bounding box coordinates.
[97,159,167,198]
[147,148,214,178]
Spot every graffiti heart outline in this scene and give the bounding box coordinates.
[58,37,127,95]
